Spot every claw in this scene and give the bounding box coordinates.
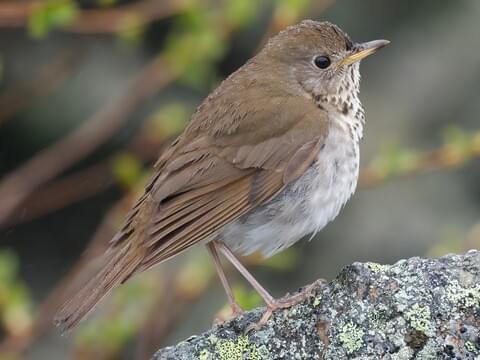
[214,302,245,325]
[245,281,323,333]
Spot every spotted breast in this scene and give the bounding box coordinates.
[221,62,365,257]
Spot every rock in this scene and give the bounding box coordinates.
[152,250,480,359]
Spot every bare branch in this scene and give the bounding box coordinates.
[0,0,183,34]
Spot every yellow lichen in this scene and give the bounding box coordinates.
[446,280,480,308]
[366,262,388,272]
[214,335,270,360]
[404,303,433,335]
[338,322,364,354]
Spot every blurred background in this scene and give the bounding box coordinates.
[0,0,479,358]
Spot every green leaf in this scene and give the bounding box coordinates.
[0,250,18,283]
[28,0,78,38]
[371,144,420,177]
[177,251,215,298]
[164,7,226,87]
[117,15,147,47]
[0,250,33,337]
[147,103,191,139]
[76,274,157,350]
[261,248,299,271]
[233,285,262,310]
[274,0,311,22]
[111,153,143,189]
[224,0,261,29]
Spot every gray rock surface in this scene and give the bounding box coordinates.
[153,250,480,359]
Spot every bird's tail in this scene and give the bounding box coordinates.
[54,243,143,333]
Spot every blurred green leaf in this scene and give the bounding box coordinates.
[76,273,158,351]
[147,103,191,139]
[77,314,137,351]
[233,285,262,310]
[117,15,147,47]
[28,0,78,38]
[165,6,226,87]
[371,144,420,178]
[261,247,299,271]
[442,125,472,160]
[224,0,261,29]
[275,0,311,23]
[177,251,215,298]
[111,152,143,189]
[443,125,469,146]
[0,250,18,283]
[0,250,33,337]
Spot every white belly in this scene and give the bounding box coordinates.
[220,124,360,258]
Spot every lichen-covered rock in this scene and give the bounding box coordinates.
[152,250,480,359]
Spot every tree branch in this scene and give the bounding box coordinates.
[0,0,183,34]
[153,250,480,359]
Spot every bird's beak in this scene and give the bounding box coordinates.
[339,39,390,67]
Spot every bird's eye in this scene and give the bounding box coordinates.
[314,55,331,69]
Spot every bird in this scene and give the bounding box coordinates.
[55,20,389,332]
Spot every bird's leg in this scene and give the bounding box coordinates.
[206,242,244,317]
[215,241,318,331]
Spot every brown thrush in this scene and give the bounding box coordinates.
[55,20,389,331]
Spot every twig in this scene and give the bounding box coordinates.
[0,0,183,34]
[359,133,480,187]
[0,55,175,226]
[2,121,170,226]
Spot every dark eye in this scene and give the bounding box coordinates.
[314,55,331,69]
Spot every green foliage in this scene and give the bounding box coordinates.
[76,273,158,351]
[177,251,215,298]
[117,15,147,47]
[0,250,33,337]
[165,6,227,87]
[442,126,477,163]
[274,0,311,23]
[164,0,264,88]
[224,0,262,29]
[111,152,143,189]
[232,285,262,310]
[147,103,192,139]
[28,0,78,38]
[370,143,420,179]
[260,247,299,271]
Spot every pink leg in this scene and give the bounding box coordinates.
[206,242,243,316]
[215,241,319,330]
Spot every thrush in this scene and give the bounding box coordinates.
[55,20,389,332]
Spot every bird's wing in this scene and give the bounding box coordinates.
[111,95,329,272]
[55,94,329,332]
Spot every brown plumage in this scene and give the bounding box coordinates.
[55,20,389,332]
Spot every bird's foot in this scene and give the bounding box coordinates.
[214,302,245,325]
[245,279,326,333]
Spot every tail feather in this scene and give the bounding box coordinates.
[54,244,142,333]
